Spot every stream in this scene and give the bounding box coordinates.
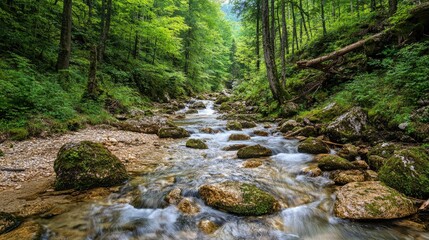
[41,100,429,239]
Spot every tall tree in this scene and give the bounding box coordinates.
[261,0,285,103]
[56,0,72,70]
[280,0,288,85]
[98,0,112,62]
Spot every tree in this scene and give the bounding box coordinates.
[56,0,72,70]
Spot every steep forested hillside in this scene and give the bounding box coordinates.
[0,0,232,140]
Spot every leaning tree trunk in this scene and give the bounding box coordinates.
[261,0,286,103]
[56,0,72,70]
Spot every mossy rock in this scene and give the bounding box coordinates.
[215,95,229,104]
[325,107,368,143]
[338,144,359,161]
[330,170,365,185]
[295,126,318,137]
[0,212,21,235]
[54,141,129,190]
[279,120,301,133]
[228,134,251,141]
[186,139,208,149]
[334,181,417,220]
[317,154,356,171]
[237,145,272,159]
[186,109,198,114]
[157,127,190,138]
[369,142,402,159]
[297,137,330,154]
[253,130,269,136]
[368,155,387,171]
[219,102,232,112]
[226,121,242,131]
[239,121,257,129]
[199,181,280,216]
[0,149,4,157]
[190,102,206,109]
[379,147,429,199]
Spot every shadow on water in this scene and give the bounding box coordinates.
[41,100,429,240]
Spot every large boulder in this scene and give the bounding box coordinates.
[297,137,330,154]
[198,181,280,216]
[186,139,208,149]
[325,107,368,143]
[379,147,429,199]
[54,141,129,190]
[237,145,272,159]
[334,181,417,220]
[317,155,356,171]
[157,127,190,138]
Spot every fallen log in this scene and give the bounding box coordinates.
[0,167,25,172]
[297,32,386,69]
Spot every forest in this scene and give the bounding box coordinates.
[1,0,429,238]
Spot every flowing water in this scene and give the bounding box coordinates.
[42,100,429,240]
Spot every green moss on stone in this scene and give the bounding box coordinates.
[297,137,330,154]
[226,121,242,131]
[317,155,355,171]
[186,139,208,149]
[237,145,272,159]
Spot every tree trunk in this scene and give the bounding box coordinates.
[280,0,288,85]
[256,0,261,71]
[291,3,299,52]
[98,0,112,62]
[86,0,92,24]
[389,0,397,15]
[133,31,139,59]
[270,0,276,56]
[56,0,72,70]
[321,0,327,36]
[261,0,286,103]
[85,46,99,100]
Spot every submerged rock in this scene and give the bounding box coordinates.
[228,134,251,141]
[177,198,200,215]
[317,155,355,171]
[157,127,190,138]
[198,219,219,234]
[326,107,368,143]
[199,181,280,216]
[297,137,330,154]
[226,121,242,131]
[242,159,264,168]
[334,181,417,220]
[237,145,272,159]
[165,188,182,204]
[201,127,219,134]
[222,144,249,151]
[186,139,208,149]
[54,141,129,190]
[379,147,429,199]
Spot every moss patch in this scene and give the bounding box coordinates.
[186,139,208,149]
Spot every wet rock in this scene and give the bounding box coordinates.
[198,219,219,234]
[237,145,272,159]
[297,137,330,154]
[222,144,248,151]
[279,120,301,133]
[0,221,42,240]
[330,170,365,185]
[253,130,269,136]
[54,141,129,190]
[190,102,206,109]
[186,139,208,149]
[379,147,429,199]
[242,159,263,168]
[158,127,190,139]
[352,160,369,170]
[165,188,182,204]
[281,102,299,117]
[326,107,368,143]
[300,165,322,177]
[317,155,356,171]
[240,121,257,129]
[201,127,219,134]
[177,198,200,215]
[199,181,280,216]
[186,109,198,114]
[338,144,359,161]
[367,155,387,171]
[334,181,417,220]
[0,212,20,235]
[393,219,427,232]
[226,121,242,131]
[228,134,251,141]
